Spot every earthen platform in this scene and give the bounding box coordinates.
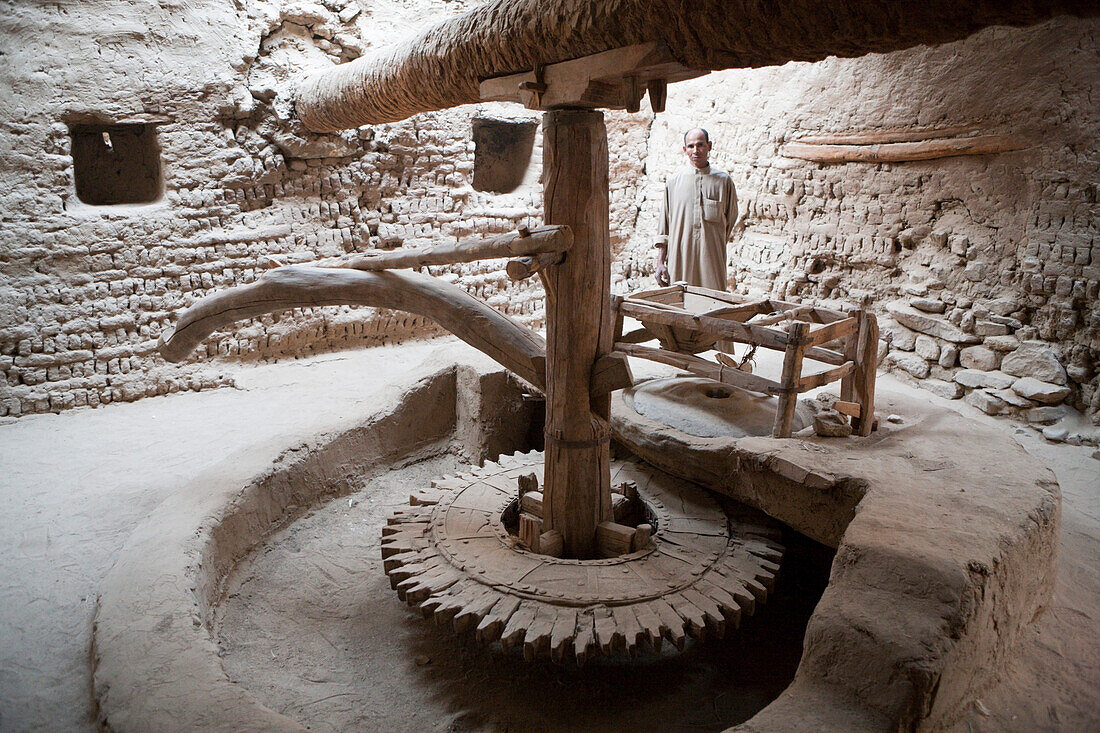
[91,363,1059,731]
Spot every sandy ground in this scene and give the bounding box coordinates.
[0,337,1097,731]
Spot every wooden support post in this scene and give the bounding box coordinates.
[540,109,612,559]
[772,321,810,438]
[852,311,879,436]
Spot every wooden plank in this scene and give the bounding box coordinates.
[617,326,655,344]
[618,301,789,351]
[833,399,862,419]
[316,225,572,271]
[803,345,847,366]
[807,316,858,347]
[632,523,652,551]
[798,361,855,391]
[773,321,810,438]
[747,306,813,327]
[614,343,785,396]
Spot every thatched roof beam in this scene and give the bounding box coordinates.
[295,0,1098,131]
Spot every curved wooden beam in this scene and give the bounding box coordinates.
[295,0,1096,130]
[159,267,547,389]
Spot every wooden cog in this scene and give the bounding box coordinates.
[382,451,783,664]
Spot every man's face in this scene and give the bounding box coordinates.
[683,129,711,169]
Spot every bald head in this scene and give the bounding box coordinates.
[682,128,712,169]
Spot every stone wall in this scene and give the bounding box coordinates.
[1,3,1096,426]
[623,16,1099,426]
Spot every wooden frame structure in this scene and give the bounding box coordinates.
[613,285,879,437]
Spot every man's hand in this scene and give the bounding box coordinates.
[654,243,670,286]
[655,263,670,286]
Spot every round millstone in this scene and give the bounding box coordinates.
[382,450,783,664]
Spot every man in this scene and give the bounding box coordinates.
[655,128,738,290]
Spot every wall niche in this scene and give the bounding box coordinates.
[472,118,537,194]
[70,123,162,205]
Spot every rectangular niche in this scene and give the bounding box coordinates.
[70,123,163,205]
[472,118,537,194]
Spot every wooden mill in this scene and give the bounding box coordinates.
[161,0,1088,659]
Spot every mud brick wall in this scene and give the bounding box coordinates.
[623,17,1099,425]
[1,2,1096,425]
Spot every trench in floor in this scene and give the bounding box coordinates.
[214,449,834,732]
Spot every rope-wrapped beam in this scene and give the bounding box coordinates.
[296,0,1097,130]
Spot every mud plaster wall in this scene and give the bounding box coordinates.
[1,4,1096,423]
[0,0,654,416]
[622,17,1100,423]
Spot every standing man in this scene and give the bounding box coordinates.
[655,128,738,290]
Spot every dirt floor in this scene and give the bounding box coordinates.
[0,337,1097,731]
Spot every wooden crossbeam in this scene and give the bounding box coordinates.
[313,226,572,272]
[480,42,706,111]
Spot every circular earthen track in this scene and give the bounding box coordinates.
[382,450,784,664]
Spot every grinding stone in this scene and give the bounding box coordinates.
[626,376,812,438]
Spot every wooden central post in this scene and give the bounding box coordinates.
[540,109,612,559]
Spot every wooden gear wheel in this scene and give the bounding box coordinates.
[382,451,784,664]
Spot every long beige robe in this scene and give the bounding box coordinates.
[656,165,738,291]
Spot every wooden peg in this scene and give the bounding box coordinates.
[539,530,564,558]
[519,513,542,552]
[596,521,636,558]
[506,251,563,281]
[520,490,544,518]
[517,472,538,497]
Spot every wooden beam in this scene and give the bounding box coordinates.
[619,300,790,351]
[782,134,1029,164]
[773,321,810,438]
[614,342,784,396]
[807,316,859,347]
[798,361,855,391]
[157,266,547,389]
[314,226,572,272]
[480,42,705,111]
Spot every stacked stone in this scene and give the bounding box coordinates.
[876,287,1094,443]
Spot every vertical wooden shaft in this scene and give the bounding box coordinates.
[840,308,860,404]
[772,320,810,438]
[540,109,612,559]
[853,311,879,436]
